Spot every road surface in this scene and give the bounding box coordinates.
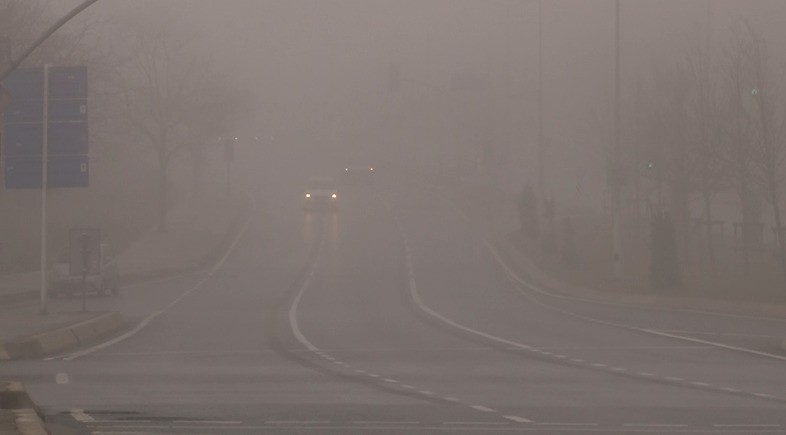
[3,142,786,434]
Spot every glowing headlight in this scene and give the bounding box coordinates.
[369,167,374,171]
[331,193,337,199]
[345,168,349,172]
[305,193,311,198]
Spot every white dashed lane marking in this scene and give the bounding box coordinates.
[266,420,330,424]
[69,409,94,423]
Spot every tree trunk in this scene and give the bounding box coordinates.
[191,143,203,198]
[739,179,751,276]
[157,155,169,233]
[703,188,716,270]
[767,175,786,285]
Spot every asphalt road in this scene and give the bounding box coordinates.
[2,143,786,434]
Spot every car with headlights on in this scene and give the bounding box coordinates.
[304,177,339,210]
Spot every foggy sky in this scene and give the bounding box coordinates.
[66,0,786,206]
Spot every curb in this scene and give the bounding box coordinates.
[1,311,123,360]
[0,382,47,435]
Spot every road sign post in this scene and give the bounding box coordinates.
[2,65,89,314]
[70,228,99,312]
[0,85,11,114]
[40,64,49,313]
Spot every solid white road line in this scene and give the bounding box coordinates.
[266,420,330,424]
[443,421,507,425]
[288,259,321,353]
[483,237,786,362]
[622,423,689,428]
[533,422,598,426]
[714,424,782,428]
[172,420,241,424]
[354,421,419,425]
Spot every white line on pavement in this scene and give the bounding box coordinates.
[714,424,782,428]
[483,237,786,363]
[622,423,689,428]
[354,421,419,425]
[266,420,330,424]
[533,422,598,426]
[172,420,241,424]
[443,421,507,425]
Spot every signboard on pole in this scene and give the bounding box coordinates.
[0,85,11,114]
[69,228,100,276]
[2,66,88,188]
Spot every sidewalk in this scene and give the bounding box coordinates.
[0,192,249,358]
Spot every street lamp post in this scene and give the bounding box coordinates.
[611,0,622,279]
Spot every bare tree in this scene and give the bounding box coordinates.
[718,23,759,275]
[117,13,217,232]
[740,23,786,283]
[647,64,693,264]
[683,44,729,270]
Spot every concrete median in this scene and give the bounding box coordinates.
[69,311,123,345]
[2,311,123,360]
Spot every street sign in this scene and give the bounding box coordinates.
[2,68,43,99]
[4,123,43,155]
[1,65,88,188]
[48,99,87,122]
[68,228,100,276]
[48,67,87,99]
[3,123,88,156]
[3,99,43,123]
[0,85,11,114]
[4,155,88,188]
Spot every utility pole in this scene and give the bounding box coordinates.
[611,0,622,279]
[40,64,50,314]
[537,0,545,201]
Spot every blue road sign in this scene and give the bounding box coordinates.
[2,68,43,100]
[4,123,43,156]
[2,66,88,188]
[3,99,43,123]
[3,123,88,156]
[49,123,88,155]
[48,67,87,99]
[49,99,87,122]
[4,155,88,188]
